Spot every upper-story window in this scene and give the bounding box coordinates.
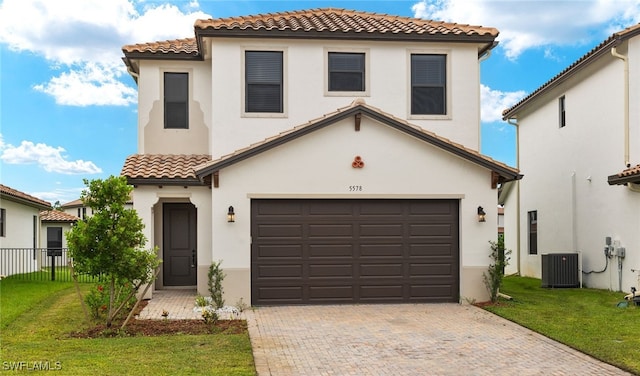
[164,72,189,129]
[245,51,283,113]
[528,210,538,255]
[411,54,447,116]
[328,52,365,92]
[559,95,566,128]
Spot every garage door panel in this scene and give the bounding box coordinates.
[256,264,303,278]
[309,264,353,277]
[360,285,404,300]
[359,224,403,236]
[410,224,454,237]
[309,244,353,257]
[409,263,453,276]
[309,224,353,237]
[360,244,403,257]
[256,245,302,258]
[410,243,456,256]
[257,224,303,238]
[360,263,403,277]
[252,199,459,305]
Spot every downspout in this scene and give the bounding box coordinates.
[611,46,629,168]
[507,117,521,276]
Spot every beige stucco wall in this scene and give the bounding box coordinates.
[517,39,640,292]
[131,185,212,298]
[208,115,499,305]
[204,38,482,158]
[136,61,211,155]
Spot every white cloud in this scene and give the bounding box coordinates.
[0,137,102,174]
[480,85,527,123]
[412,0,640,60]
[0,0,210,106]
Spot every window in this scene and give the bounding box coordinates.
[559,95,566,128]
[164,72,189,129]
[411,54,446,115]
[528,211,538,255]
[328,52,365,92]
[0,208,5,237]
[245,51,283,113]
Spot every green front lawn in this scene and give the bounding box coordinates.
[0,277,255,375]
[485,276,640,374]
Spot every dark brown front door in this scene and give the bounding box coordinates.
[163,203,197,286]
[251,199,459,306]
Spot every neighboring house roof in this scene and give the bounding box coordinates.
[195,99,522,186]
[608,164,640,185]
[121,154,212,186]
[40,210,79,223]
[122,8,499,75]
[61,194,134,208]
[0,184,51,210]
[503,23,640,120]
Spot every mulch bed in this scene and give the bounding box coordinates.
[70,300,248,338]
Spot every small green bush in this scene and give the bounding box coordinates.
[483,238,511,303]
[208,261,225,309]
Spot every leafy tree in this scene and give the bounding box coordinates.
[67,176,160,327]
[53,200,62,210]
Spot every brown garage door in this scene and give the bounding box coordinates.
[251,199,459,305]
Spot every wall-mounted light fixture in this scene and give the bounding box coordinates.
[477,206,486,222]
[227,206,235,223]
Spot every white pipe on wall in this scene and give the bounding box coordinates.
[611,47,629,167]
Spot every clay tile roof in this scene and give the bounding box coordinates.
[608,164,640,185]
[40,210,79,222]
[194,8,498,38]
[195,99,521,184]
[121,154,212,185]
[0,184,51,209]
[503,22,640,119]
[123,8,498,60]
[122,38,198,56]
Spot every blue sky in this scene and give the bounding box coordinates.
[1,0,639,205]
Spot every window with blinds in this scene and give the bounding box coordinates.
[411,54,446,115]
[245,51,283,113]
[164,72,189,129]
[328,52,365,92]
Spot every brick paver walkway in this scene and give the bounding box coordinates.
[137,289,201,319]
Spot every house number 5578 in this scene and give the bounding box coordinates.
[349,185,363,192]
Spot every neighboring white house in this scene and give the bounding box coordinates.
[39,210,79,268]
[502,24,640,292]
[120,8,521,305]
[0,184,51,276]
[60,196,133,220]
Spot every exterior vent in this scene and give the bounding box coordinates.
[541,253,579,288]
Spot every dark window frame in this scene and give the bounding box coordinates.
[245,50,283,113]
[559,95,566,128]
[528,210,538,255]
[0,208,5,237]
[164,72,189,129]
[328,52,365,92]
[410,54,447,115]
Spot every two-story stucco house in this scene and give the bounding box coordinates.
[120,8,521,305]
[502,24,640,292]
[0,184,51,276]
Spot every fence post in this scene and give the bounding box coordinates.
[51,251,55,281]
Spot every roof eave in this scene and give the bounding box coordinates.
[0,194,51,210]
[607,174,640,186]
[196,104,521,183]
[125,177,210,187]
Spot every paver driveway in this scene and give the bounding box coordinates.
[245,304,631,376]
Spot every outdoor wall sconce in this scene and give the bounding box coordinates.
[477,206,486,222]
[227,206,235,223]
